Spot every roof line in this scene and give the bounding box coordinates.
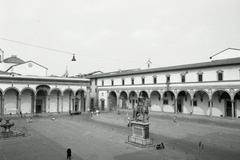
[88,57,240,78]
[5,60,48,72]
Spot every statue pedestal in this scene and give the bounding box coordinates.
[127,121,153,147]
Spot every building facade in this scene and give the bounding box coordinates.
[88,57,240,119]
[0,75,90,115]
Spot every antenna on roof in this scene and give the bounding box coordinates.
[209,48,240,59]
[146,58,152,69]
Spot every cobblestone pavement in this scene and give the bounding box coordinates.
[0,112,240,160]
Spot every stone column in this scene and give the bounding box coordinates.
[232,100,235,119]
[191,99,194,115]
[174,98,177,114]
[209,100,213,117]
[61,95,63,113]
[18,95,21,114]
[1,97,4,116]
[57,93,59,113]
[160,98,163,112]
[47,95,50,113]
[85,91,90,112]
[72,96,75,112]
[116,95,120,110]
[33,96,36,114]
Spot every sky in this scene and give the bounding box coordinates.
[1,0,240,76]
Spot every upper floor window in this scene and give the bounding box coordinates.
[95,79,97,85]
[111,79,114,86]
[217,70,223,81]
[166,75,170,83]
[102,80,104,86]
[131,78,135,85]
[153,76,157,84]
[142,77,145,84]
[122,79,125,85]
[90,80,92,86]
[181,75,185,83]
[197,71,203,82]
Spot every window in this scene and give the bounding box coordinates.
[181,75,185,83]
[90,80,92,86]
[111,80,114,86]
[153,76,157,84]
[217,72,223,81]
[122,79,125,85]
[193,100,197,106]
[142,77,145,84]
[95,79,97,85]
[102,80,104,86]
[166,75,170,83]
[163,99,168,105]
[131,78,134,85]
[198,74,203,82]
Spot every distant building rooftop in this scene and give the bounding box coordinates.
[87,57,240,78]
[3,55,25,64]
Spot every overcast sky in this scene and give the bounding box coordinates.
[1,0,240,76]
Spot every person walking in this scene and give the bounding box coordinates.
[67,148,72,160]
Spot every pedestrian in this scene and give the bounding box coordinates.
[67,148,71,160]
[20,111,22,118]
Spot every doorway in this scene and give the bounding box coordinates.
[225,100,234,117]
[101,99,105,110]
[177,99,183,113]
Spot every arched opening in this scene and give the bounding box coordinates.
[150,91,161,111]
[193,91,210,116]
[212,90,231,117]
[177,91,191,114]
[49,89,61,113]
[0,90,3,115]
[75,90,85,112]
[63,89,74,113]
[162,91,175,113]
[129,91,137,109]
[233,91,240,118]
[36,85,50,113]
[119,91,128,109]
[21,88,35,114]
[4,88,19,114]
[100,98,105,111]
[108,91,117,111]
[139,91,149,99]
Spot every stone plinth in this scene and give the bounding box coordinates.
[127,121,153,147]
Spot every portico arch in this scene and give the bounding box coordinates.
[193,90,210,116]
[150,91,161,111]
[139,91,149,99]
[75,89,85,112]
[36,85,50,113]
[21,88,35,114]
[49,88,62,113]
[129,91,137,109]
[63,88,74,113]
[4,87,20,114]
[233,91,240,118]
[162,91,175,113]
[177,91,191,114]
[108,91,117,111]
[119,91,128,109]
[212,90,232,117]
